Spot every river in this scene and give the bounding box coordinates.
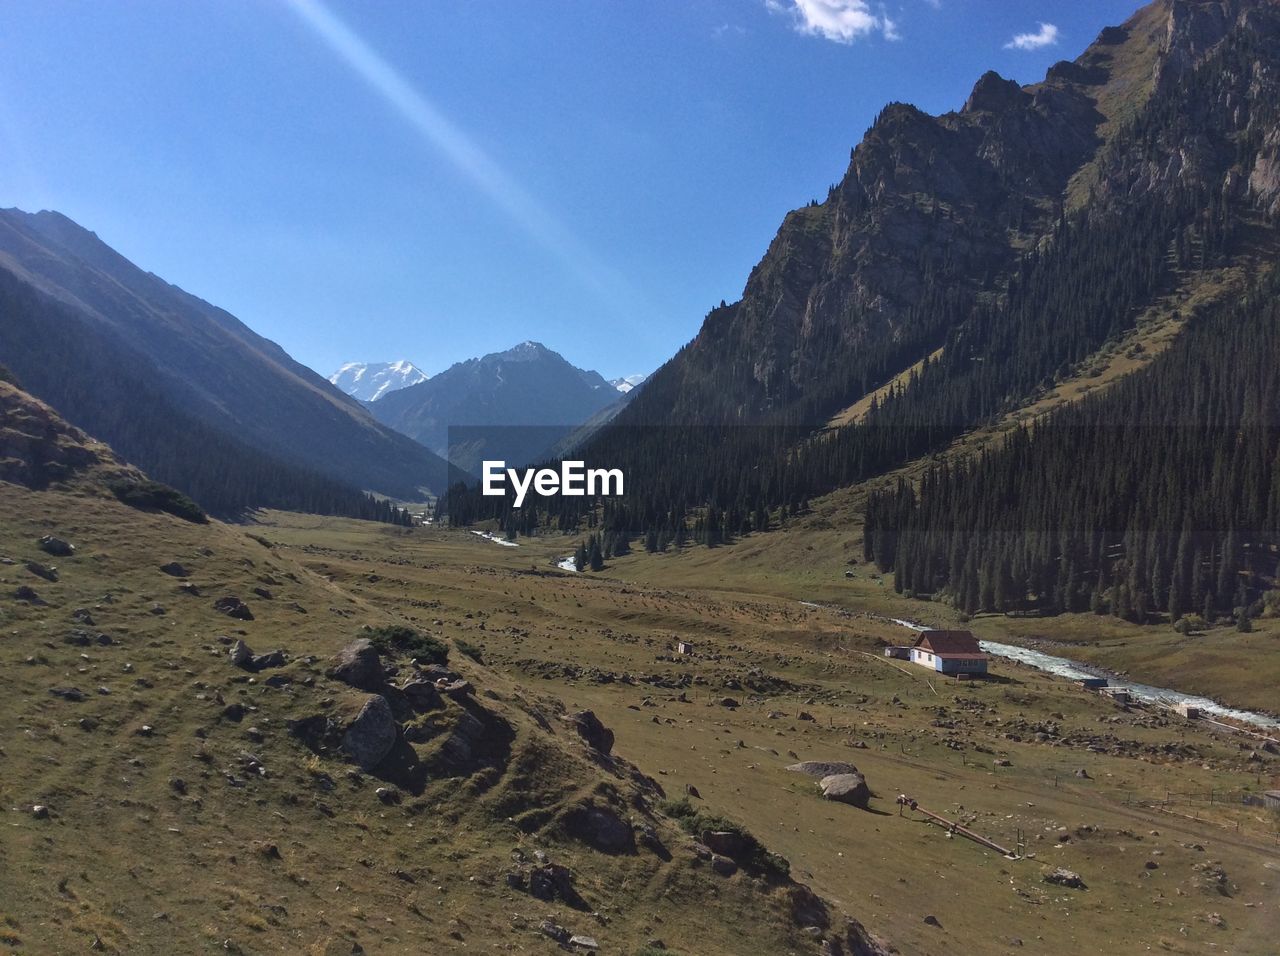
[979,639,1280,733]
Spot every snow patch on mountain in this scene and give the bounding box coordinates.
[330,360,428,402]
[609,374,647,394]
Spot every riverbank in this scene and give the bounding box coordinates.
[980,639,1280,733]
[961,612,1280,716]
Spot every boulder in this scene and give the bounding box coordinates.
[710,854,738,877]
[13,585,42,603]
[527,863,576,902]
[328,639,385,690]
[213,596,254,621]
[540,922,570,944]
[818,773,871,808]
[701,830,748,857]
[399,679,441,709]
[560,710,615,755]
[436,678,473,699]
[342,695,398,770]
[38,535,75,557]
[566,803,634,854]
[229,639,255,668]
[1043,867,1087,889]
[159,562,189,577]
[251,650,287,670]
[25,560,58,582]
[786,761,858,778]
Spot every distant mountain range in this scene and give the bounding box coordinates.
[370,341,632,472]
[0,208,450,514]
[330,360,428,402]
[609,374,646,394]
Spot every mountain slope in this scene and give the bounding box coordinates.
[372,341,623,471]
[460,0,1280,547]
[0,209,449,504]
[330,359,428,402]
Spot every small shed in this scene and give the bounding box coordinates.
[884,646,910,660]
[1264,790,1280,811]
[1077,677,1108,690]
[675,641,694,656]
[1174,702,1201,719]
[1101,687,1131,705]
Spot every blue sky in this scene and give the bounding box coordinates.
[0,0,1138,381]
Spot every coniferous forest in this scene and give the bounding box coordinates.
[865,261,1280,624]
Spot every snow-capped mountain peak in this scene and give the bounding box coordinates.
[609,373,647,394]
[330,360,428,402]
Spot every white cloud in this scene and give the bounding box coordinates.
[766,0,899,44]
[881,10,901,41]
[1004,22,1059,51]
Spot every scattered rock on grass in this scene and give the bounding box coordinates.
[38,535,75,557]
[213,596,254,621]
[1043,867,1087,889]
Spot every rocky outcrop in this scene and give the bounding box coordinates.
[0,380,131,489]
[560,710,614,755]
[564,802,634,854]
[342,695,398,770]
[963,71,1029,114]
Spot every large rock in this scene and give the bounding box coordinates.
[38,535,75,557]
[213,596,254,620]
[229,639,255,668]
[328,638,385,690]
[399,678,442,709]
[818,773,871,808]
[1043,867,1087,889]
[787,761,858,778]
[701,830,748,858]
[252,649,286,670]
[560,710,614,755]
[25,560,58,582]
[159,562,189,577]
[566,802,634,854]
[342,695,398,770]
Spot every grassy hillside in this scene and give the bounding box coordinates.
[0,480,890,955]
[250,514,1280,956]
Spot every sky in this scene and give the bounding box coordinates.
[0,0,1140,381]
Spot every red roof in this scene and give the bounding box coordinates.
[913,630,984,656]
